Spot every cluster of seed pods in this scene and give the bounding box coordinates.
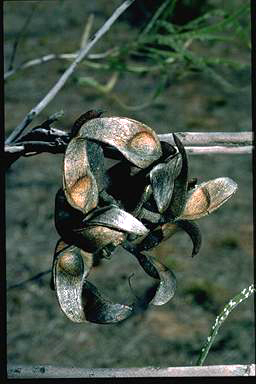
[51,111,238,324]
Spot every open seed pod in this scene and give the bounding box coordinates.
[166,134,188,219]
[180,177,238,220]
[53,111,239,325]
[135,253,176,306]
[53,239,93,322]
[63,138,99,214]
[84,205,149,236]
[175,220,202,257]
[123,242,176,306]
[75,117,162,169]
[161,221,202,257]
[150,153,182,214]
[81,281,133,324]
[74,225,127,254]
[135,218,202,258]
[150,259,177,306]
[54,188,85,239]
[53,239,133,324]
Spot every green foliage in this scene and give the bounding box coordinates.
[78,1,250,109]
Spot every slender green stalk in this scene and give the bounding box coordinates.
[197,284,255,366]
[140,0,176,37]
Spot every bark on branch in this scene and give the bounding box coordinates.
[3,129,252,171]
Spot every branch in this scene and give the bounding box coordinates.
[4,50,116,81]
[4,131,252,170]
[7,364,256,378]
[7,269,51,291]
[183,146,252,154]
[159,132,252,154]
[5,0,135,145]
[3,111,69,168]
[159,132,252,146]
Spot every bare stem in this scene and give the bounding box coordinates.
[4,50,117,81]
[159,132,252,146]
[7,269,51,291]
[5,0,135,145]
[7,364,256,378]
[4,131,252,168]
[183,146,252,154]
[159,132,252,154]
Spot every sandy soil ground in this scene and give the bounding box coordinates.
[5,0,254,369]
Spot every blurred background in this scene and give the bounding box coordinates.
[5,0,254,368]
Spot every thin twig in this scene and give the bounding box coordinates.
[7,269,51,291]
[141,0,175,36]
[5,0,135,145]
[80,14,95,49]
[8,2,39,71]
[3,111,68,168]
[4,49,117,80]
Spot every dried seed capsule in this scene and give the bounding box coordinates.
[75,225,126,253]
[202,177,238,212]
[55,188,85,239]
[150,259,176,306]
[167,134,188,219]
[71,110,103,137]
[82,281,133,324]
[175,219,202,257]
[161,220,202,257]
[63,137,98,214]
[122,242,176,306]
[150,153,182,213]
[84,205,149,236]
[53,240,93,323]
[76,117,162,168]
[180,177,238,220]
[58,248,83,276]
[161,222,181,240]
[53,240,133,324]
